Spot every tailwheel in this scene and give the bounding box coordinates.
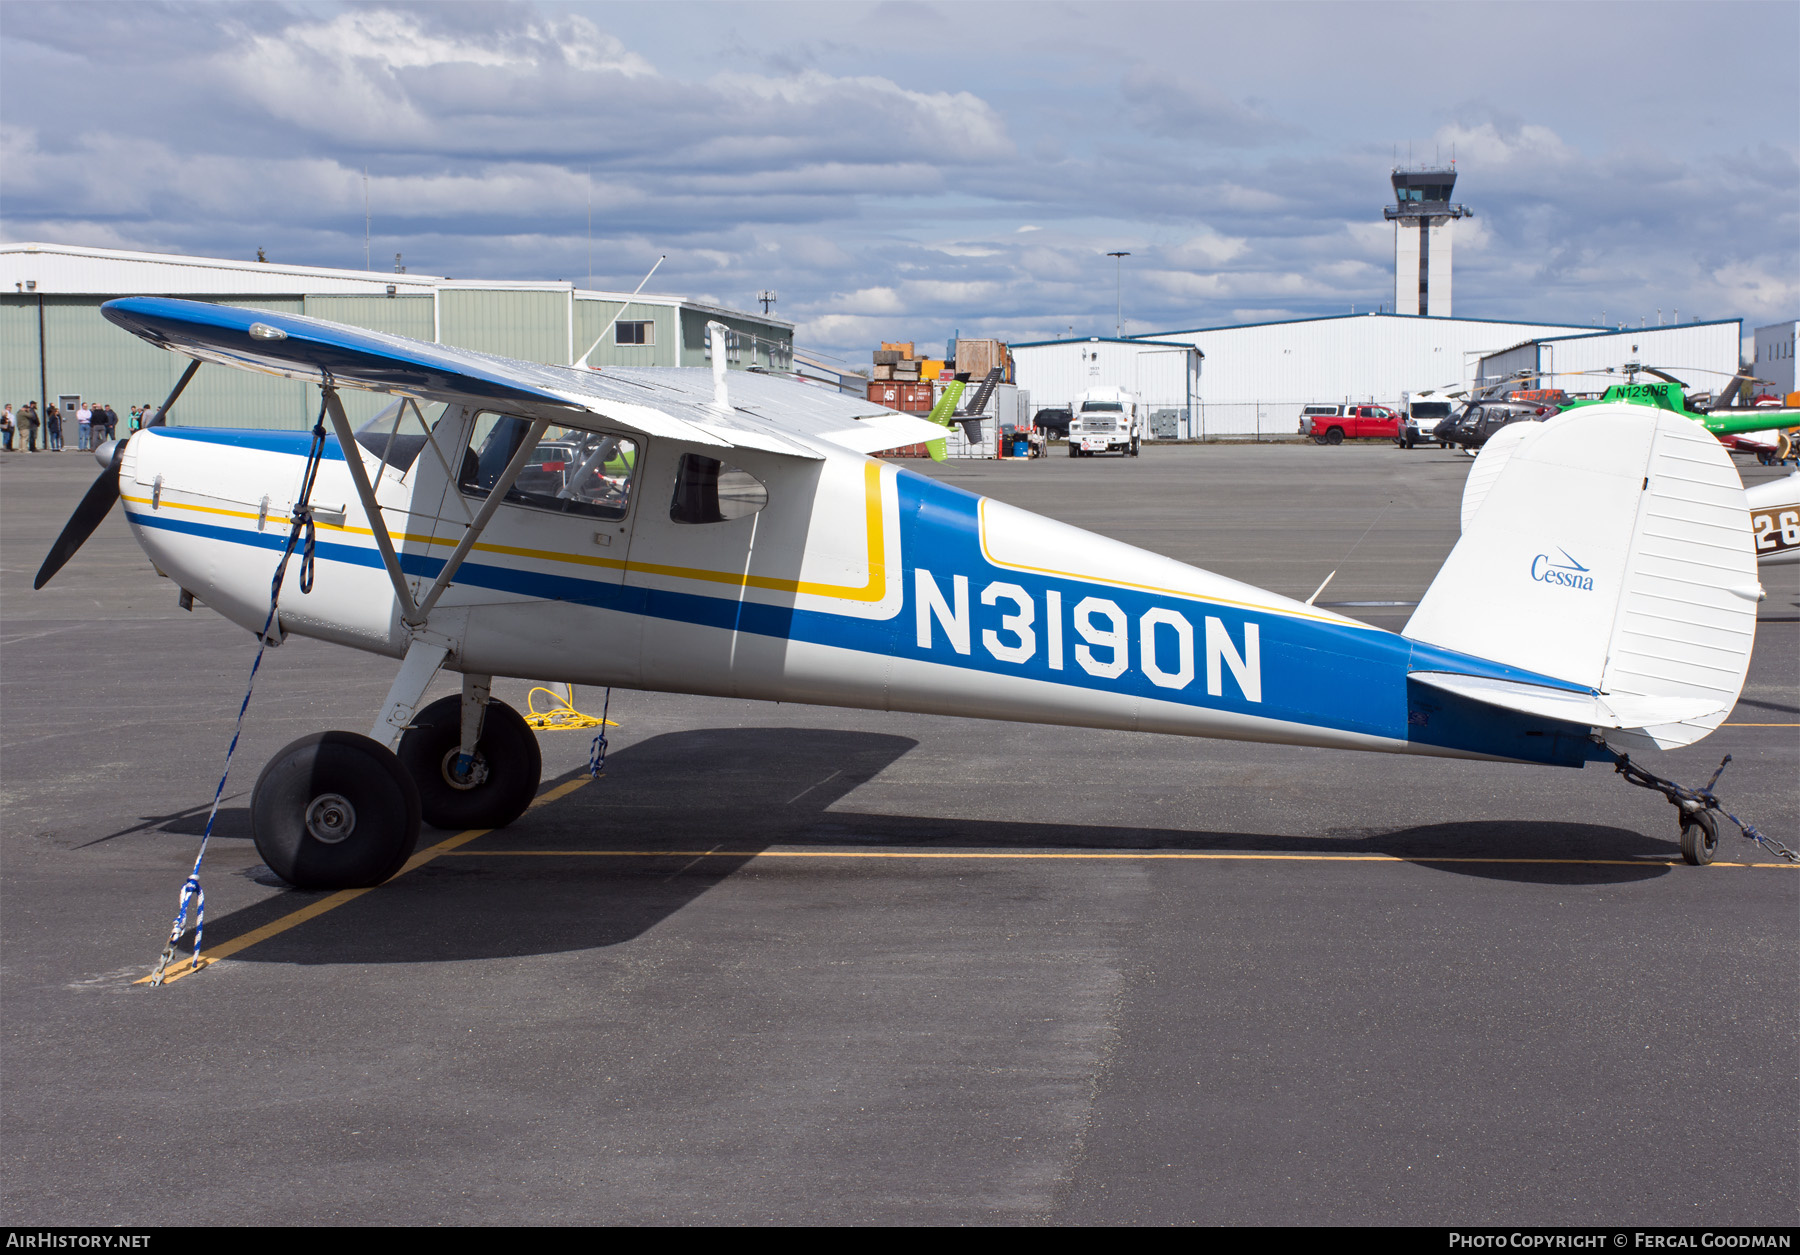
[252,732,421,889]
[397,695,542,831]
[1679,809,1718,866]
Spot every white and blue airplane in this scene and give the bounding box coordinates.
[38,298,1765,886]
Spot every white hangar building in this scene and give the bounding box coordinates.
[1752,320,1798,397]
[1476,320,1744,397]
[1135,312,1603,438]
[1009,336,1203,436]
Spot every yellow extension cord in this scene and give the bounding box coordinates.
[523,685,618,732]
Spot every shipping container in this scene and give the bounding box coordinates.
[866,381,934,411]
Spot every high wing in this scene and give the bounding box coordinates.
[101,297,948,458]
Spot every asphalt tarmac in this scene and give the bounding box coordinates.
[2,440,1794,1226]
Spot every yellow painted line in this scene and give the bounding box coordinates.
[138,776,592,985]
[437,849,1798,869]
[125,459,891,602]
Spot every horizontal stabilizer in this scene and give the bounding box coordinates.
[1410,672,1726,732]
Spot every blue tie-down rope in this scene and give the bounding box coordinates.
[587,688,613,778]
[147,406,330,986]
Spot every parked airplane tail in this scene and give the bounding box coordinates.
[1404,403,1762,752]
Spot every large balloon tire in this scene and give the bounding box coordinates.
[252,732,421,890]
[397,696,542,832]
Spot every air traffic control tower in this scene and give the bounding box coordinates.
[1384,167,1470,317]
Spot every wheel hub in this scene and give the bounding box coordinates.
[304,792,357,844]
[440,746,490,791]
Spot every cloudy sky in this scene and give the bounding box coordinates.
[3,1,1795,363]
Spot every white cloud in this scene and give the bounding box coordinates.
[0,3,1790,364]
[1165,230,1249,268]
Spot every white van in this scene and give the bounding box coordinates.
[1397,387,1465,449]
[1069,388,1143,457]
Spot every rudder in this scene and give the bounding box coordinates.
[1405,404,1761,750]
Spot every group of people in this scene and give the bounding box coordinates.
[1,401,155,453]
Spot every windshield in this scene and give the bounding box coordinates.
[1081,401,1124,412]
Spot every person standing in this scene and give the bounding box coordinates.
[2,405,14,452]
[21,401,40,452]
[101,403,117,442]
[76,403,93,451]
[45,403,62,451]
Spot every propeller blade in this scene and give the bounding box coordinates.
[34,441,127,590]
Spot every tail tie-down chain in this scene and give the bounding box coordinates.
[1605,748,1796,862]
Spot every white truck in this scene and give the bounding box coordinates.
[1068,387,1144,457]
[1396,386,1465,449]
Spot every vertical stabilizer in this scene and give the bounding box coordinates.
[1406,405,1760,750]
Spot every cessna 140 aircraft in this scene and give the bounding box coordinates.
[37,299,1771,891]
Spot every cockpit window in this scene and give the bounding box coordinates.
[670,454,768,524]
[459,413,638,520]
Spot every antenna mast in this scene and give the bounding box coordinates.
[574,254,668,370]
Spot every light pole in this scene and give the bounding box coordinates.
[1106,252,1130,336]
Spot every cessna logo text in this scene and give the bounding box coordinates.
[1530,549,1594,592]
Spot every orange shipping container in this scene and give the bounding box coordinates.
[867,381,935,412]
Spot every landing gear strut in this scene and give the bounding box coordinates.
[251,731,421,889]
[397,687,542,831]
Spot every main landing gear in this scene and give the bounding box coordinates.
[396,692,541,831]
[251,661,544,890]
[252,732,422,890]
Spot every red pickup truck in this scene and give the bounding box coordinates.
[1298,404,1400,445]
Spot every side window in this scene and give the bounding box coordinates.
[459,413,638,520]
[670,454,768,524]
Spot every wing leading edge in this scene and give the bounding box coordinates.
[102,297,938,459]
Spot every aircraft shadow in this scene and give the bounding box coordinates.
[144,726,1691,968]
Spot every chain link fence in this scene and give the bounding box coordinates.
[1028,399,1339,440]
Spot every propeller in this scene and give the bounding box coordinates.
[34,439,127,590]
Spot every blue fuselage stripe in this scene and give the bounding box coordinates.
[125,464,1603,767]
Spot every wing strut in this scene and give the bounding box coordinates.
[322,388,422,623]
[320,391,548,629]
[412,415,550,622]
